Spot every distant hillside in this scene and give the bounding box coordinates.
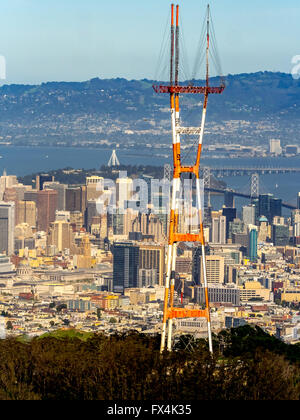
[0,72,299,148]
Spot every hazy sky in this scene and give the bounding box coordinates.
[0,0,299,84]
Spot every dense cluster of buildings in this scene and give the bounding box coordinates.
[0,168,300,344]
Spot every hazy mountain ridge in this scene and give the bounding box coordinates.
[0,72,299,147]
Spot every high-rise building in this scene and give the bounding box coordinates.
[138,243,165,286]
[195,284,240,306]
[242,204,256,226]
[116,177,133,209]
[86,176,104,201]
[202,255,225,285]
[132,212,165,243]
[258,194,282,223]
[224,191,235,208]
[270,198,282,220]
[210,216,226,244]
[85,200,98,233]
[112,241,139,293]
[248,225,258,262]
[66,187,86,213]
[17,201,36,228]
[193,250,225,285]
[272,224,289,246]
[47,220,74,253]
[36,190,58,232]
[44,182,67,211]
[36,174,54,191]
[70,211,84,232]
[113,209,125,236]
[228,218,244,240]
[74,236,93,269]
[0,202,15,255]
[222,207,237,240]
[269,139,282,155]
[0,171,18,200]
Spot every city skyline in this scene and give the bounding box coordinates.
[0,1,300,402]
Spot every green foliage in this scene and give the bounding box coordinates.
[6,321,13,330]
[0,327,299,400]
[109,318,117,324]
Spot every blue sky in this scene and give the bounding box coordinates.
[0,0,299,84]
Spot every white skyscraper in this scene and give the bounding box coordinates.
[269,139,282,155]
[242,204,256,226]
[211,216,226,244]
[0,202,15,255]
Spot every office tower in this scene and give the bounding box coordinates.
[116,177,133,209]
[17,201,36,227]
[210,216,226,244]
[222,207,237,240]
[192,246,203,285]
[232,232,249,248]
[228,218,244,240]
[224,191,235,208]
[251,198,259,223]
[47,220,74,252]
[3,187,17,203]
[36,174,54,191]
[100,213,108,238]
[0,171,18,200]
[85,200,98,233]
[272,224,289,246]
[138,243,165,286]
[3,188,18,226]
[131,212,165,243]
[193,248,225,285]
[112,242,139,293]
[195,284,240,306]
[0,202,15,255]
[74,236,93,269]
[258,194,282,223]
[259,194,272,221]
[258,216,270,242]
[201,255,225,285]
[269,139,282,155]
[66,187,81,212]
[270,198,282,220]
[86,176,104,201]
[297,193,300,210]
[66,187,86,213]
[36,190,58,232]
[44,182,67,211]
[113,208,125,235]
[24,189,38,204]
[70,211,84,232]
[242,204,256,226]
[248,225,258,262]
[124,208,139,237]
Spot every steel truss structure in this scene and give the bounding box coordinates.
[153,4,225,353]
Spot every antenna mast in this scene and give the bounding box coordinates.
[154,4,225,354]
